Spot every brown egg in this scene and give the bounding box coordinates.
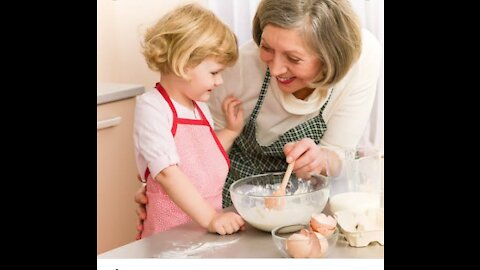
[285,232,313,258]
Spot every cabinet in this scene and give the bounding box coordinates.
[97,97,140,254]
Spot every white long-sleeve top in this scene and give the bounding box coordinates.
[208,29,382,150]
[134,89,214,180]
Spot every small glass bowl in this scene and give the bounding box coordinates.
[271,224,338,258]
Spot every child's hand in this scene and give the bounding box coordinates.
[208,212,245,235]
[222,96,244,135]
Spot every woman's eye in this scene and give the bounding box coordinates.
[261,45,272,52]
[288,57,301,63]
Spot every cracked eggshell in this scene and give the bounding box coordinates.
[310,213,337,236]
[285,232,313,258]
[309,232,329,258]
[306,231,322,258]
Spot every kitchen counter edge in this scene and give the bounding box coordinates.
[97,83,145,105]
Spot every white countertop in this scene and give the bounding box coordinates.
[98,206,384,259]
[97,83,145,105]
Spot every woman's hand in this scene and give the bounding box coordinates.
[283,138,341,177]
[134,176,148,240]
[208,212,245,235]
[222,96,244,135]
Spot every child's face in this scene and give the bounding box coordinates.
[184,58,225,102]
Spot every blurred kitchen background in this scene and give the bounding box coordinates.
[97,0,384,254]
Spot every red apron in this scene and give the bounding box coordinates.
[141,83,230,238]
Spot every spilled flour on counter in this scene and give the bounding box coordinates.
[155,238,240,258]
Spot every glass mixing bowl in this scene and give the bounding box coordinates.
[229,172,330,232]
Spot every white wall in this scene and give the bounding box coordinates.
[97,0,208,89]
[350,0,384,153]
[207,0,260,46]
[97,0,384,153]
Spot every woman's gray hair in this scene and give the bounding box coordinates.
[252,0,362,87]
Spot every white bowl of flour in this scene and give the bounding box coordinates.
[229,172,330,232]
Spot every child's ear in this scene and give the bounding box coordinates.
[183,67,192,79]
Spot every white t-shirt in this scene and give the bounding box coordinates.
[208,29,382,151]
[133,89,214,180]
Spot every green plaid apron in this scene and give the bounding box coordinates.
[223,69,332,207]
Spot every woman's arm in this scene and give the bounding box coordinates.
[209,40,264,132]
[320,30,382,150]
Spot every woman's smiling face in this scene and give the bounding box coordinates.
[259,24,323,97]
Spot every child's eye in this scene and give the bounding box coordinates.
[211,71,219,75]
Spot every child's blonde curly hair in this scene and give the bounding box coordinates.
[142,3,238,80]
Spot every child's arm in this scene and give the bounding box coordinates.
[215,96,244,152]
[155,165,245,234]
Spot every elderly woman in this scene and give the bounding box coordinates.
[135,0,381,234]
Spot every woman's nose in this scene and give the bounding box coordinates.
[269,56,287,76]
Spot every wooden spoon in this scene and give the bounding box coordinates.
[265,160,295,209]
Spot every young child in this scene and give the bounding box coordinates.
[134,4,245,238]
